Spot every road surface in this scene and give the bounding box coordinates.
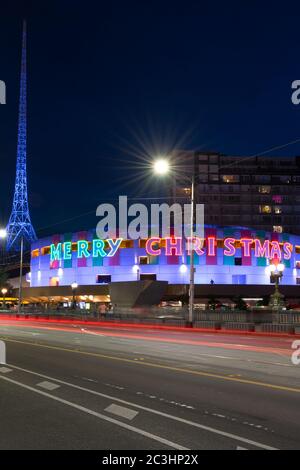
[0,318,299,450]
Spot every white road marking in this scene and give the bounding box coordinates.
[0,367,12,374]
[105,403,138,420]
[0,375,187,450]
[37,381,60,391]
[7,363,277,450]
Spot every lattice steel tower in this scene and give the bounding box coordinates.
[6,21,37,251]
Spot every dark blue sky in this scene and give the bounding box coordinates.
[0,1,299,236]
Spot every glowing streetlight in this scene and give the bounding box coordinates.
[153,156,195,326]
[268,262,285,308]
[0,229,7,239]
[71,282,78,310]
[153,158,170,176]
[1,288,7,308]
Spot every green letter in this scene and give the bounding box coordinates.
[50,243,62,262]
[77,240,90,258]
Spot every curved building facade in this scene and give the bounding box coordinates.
[29,226,300,288]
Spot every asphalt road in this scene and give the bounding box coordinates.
[0,318,300,450]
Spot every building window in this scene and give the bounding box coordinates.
[234,258,242,266]
[273,225,283,233]
[96,275,111,284]
[296,278,300,285]
[295,261,300,269]
[139,256,148,265]
[140,274,157,281]
[49,277,59,287]
[255,175,271,183]
[120,240,134,248]
[259,205,272,214]
[274,206,282,214]
[258,185,271,194]
[232,274,246,284]
[182,187,191,195]
[272,195,283,204]
[31,249,39,258]
[41,246,51,255]
[222,175,240,183]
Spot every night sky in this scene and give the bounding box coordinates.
[0,1,299,237]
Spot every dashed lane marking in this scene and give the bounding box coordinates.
[105,403,139,421]
[0,375,187,450]
[37,381,61,391]
[0,367,12,374]
[5,363,277,450]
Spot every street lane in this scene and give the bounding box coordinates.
[1,319,300,449]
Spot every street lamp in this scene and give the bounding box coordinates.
[1,288,7,309]
[153,158,170,175]
[0,229,7,239]
[71,282,78,310]
[0,229,24,314]
[153,158,195,326]
[268,262,285,308]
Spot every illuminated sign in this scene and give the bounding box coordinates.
[48,236,293,262]
[50,238,123,262]
[146,237,293,260]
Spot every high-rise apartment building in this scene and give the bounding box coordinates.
[171,151,300,235]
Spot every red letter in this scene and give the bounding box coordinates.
[283,242,293,260]
[254,239,270,258]
[270,241,281,260]
[224,237,236,256]
[240,238,253,257]
[146,238,161,256]
[165,237,182,256]
[207,237,216,256]
[186,237,204,255]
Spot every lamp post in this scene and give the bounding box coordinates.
[18,236,24,314]
[0,229,24,314]
[268,263,285,309]
[0,230,8,311]
[153,158,195,326]
[1,288,7,309]
[71,282,78,310]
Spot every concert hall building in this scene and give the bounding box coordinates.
[24,225,300,305]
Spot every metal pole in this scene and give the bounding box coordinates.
[18,236,24,314]
[188,174,195,326]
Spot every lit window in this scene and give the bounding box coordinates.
[274,206,282,214]
[120,240,134,248]
[182,187,191,194]
[273,225,283,233]
[259,205,272,214]
[258,186,271,194]
[272,195,283,204]
[49,277,59,287]
[31,249,39,258]
[41,246,51,255]
[222,175,240,183]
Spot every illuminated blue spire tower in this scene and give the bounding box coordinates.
[6,20,37,251]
